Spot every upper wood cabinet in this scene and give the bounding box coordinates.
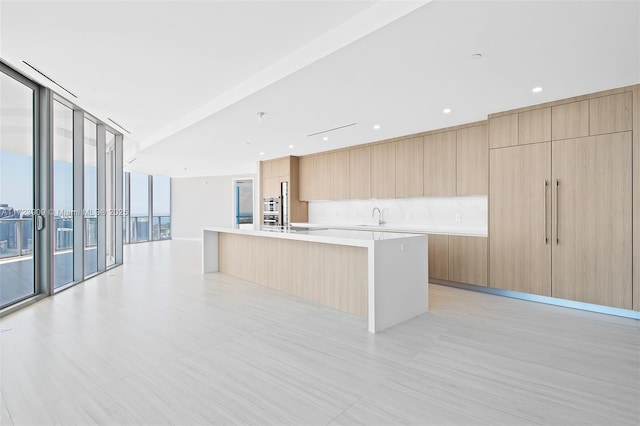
[349,146,371,199]
[428,234,449,281]
[489,113,518,149]
[423,131,456,197]
[519,107,551,145]
[448,236,487,287]
[299,156,314,201]
[262,177,280,198]
[330,151,350,200]
[371,141,396,199]
[589,92,632,135]
[456,125,488,196]
[395,136,423,198]
[313,154,331,200]
[552,100,589,140]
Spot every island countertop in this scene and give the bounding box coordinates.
[202,226,421,248]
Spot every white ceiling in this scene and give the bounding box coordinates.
[1,0,639,178]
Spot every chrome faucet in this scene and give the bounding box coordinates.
[372,207,384,226]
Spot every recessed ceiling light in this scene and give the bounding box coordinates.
[443,108,452,114]
[259,152,265,156]
[532,87,543,93]
[323,136,329,141]
[373,124,381,130]
[289,145,294,149]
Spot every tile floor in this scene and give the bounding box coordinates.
[0,240,638,425]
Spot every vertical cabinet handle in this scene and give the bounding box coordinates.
[555,179,559,245]
[543,179,548,244]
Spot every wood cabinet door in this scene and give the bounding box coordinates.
[424,131,456,197]
[428,234,449,281]
[299,156,313,201]
[489,143,551,296]
[551,132,632,309]
[349,146,371,199]
[457,124,488,196]
[371,141,396,199]
[552,100,589,141]
[330,151,350,200]
[395,136,423,198]
[313,154,331,200]
[489,114,518,149]
[518,108,551,145]
[262,177,280,198]
[448,236,488,287]
[589,92,632,136]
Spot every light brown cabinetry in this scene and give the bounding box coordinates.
[589,92,632,135]
[519,108,551,145]
[299,156,313,201]
[489,113,518,149]
[349,146,371,199]
[489,133,633,308]
[313,154,331,200]
[395,136,423,198]
[260,156,308,223]
[423,131,456,196]
[551,133,632,309]
[428,234,449,281]
[371,141,396,199]
[448,236,488,287]
[489,143,552,296]
[330,151,350,200]
[552,100,589,140]
[456,124,488,196]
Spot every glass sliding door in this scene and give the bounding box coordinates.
[53,100,74,288]
[0,69,36,307]
[84,118,98,276]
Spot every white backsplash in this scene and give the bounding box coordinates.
[307,196,488,234]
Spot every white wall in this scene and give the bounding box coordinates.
[307,196,487,235]
[171,174,258,240]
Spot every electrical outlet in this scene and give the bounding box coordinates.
[455,213,461,222]
[401,243,409,252]
[405,212,412,221]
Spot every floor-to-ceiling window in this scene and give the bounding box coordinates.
[152,175,171,240]
[0,68,37,308]
[0,61,124,312]
[53,100,74,288]
[105,131,116,267]
[129,173,149,242]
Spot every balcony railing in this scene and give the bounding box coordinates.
[0,218,33,259]
[0,217,98,262]
[152,216,171,241]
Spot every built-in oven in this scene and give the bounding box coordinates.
[263,197,280,225]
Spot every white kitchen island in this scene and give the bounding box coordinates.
[203,227,428,333]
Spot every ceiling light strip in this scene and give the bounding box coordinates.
[21,61,79,98]
[307,122,358,137]
[107,118,132,135]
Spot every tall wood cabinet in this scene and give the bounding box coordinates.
[489,87,636,309]
[489,143,552,296]
[260,156,308,223]
[551,133,632,308]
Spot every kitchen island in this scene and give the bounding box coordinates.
[203,227,428,333]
